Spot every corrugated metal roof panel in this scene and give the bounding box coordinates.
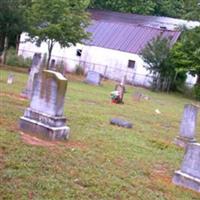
[85,20,181,54]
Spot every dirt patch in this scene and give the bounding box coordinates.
[21,132,56,147]
[0,117,19,133]
[20,132,87,149]
[150,163,172,185]
[149,139,172,150]
[0,148,5,170]
[0,92,28,101]
[81,99,99,105]
[113,157,125,167]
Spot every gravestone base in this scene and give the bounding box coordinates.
[173,136,196,148]
[20,108,70,140]
[173,170,200,192]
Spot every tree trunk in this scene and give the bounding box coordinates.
[0,33,6,63]
[46,41,54,69]
[16,34,21,52]
[1,37,8,64]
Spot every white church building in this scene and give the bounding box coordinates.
[18,10,200,87]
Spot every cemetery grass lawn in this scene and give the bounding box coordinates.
[1,68,200,200]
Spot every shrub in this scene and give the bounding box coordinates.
[170,72,187,92]
[5,48,32,68]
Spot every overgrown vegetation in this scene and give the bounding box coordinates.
[1,68,200,199]
[89,0,198,18]
[0,0,31,61]
[75,64,85,76]
[5,48,32,68]
[141,36,173,91]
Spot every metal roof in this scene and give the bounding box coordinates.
[90,9,200,30]
[85,18,181,54]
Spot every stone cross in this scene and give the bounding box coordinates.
[174,104,198,147]
[21,53,42,99]
[20,70,70,140]
[173,143,200,192]
[85,71,102,85]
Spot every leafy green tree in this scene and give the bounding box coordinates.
[154,0,185,18]
[27,0,90,68]
[0,0,30,63]
[183,0,200,21]
[170,28,200,83]
[90,0,185,17]
[141,35,176,91]
[169,1,200,83]
[90,0,156,15]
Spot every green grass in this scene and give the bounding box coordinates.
[0,68,200,200]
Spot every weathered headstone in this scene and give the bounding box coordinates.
[49,59,56,71]
[85,71,102,85]
[57,60,65,75]
[173,143,200,192]
[20,70,70,140]
[174,104,198,147]
[133,92,150,101]
[133,92,143,101]
[21,53,42,99]
[7,73,14,84]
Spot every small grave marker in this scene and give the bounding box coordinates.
[110,118,133,128]
[85,71,102,85]
[7,73,14,84]
[133,92,150,101]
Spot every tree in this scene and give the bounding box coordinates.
[89,0,156,15]
[169,1,200,83]
[27,0,90,68]
[170,28,200,83]
[183,0,200,21]
[154,0,185,18]
[0,0,30,63]
[89,0,185,17]
[141,35,175,91]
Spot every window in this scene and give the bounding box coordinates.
[128,60,135,69]
[76,49,82,57]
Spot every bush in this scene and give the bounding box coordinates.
[170,72,187,92]
[5,48,32,68]
[75,64,84,75]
